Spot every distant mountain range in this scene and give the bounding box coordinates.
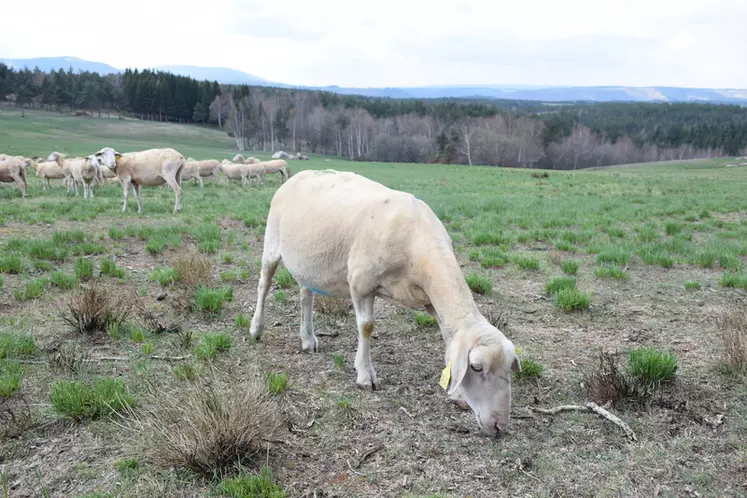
[3,56,747,104]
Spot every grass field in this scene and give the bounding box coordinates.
[2,109,747,498]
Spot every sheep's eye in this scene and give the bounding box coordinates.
[470,364,483,372]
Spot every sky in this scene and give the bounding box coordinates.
[2,0,745,88]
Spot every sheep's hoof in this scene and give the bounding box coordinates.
[356,372,379,391]
[300,336,319,353]
[451,398,470,411]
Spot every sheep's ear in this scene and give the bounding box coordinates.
[114,153,123,160]
[446,338,470,395]
[511,355,522,373]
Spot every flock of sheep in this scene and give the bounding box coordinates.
[0,148,294,213]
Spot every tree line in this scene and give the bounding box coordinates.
[2,62,746,169]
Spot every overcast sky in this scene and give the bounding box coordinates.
[2,0,745,88]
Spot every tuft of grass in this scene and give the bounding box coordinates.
[664,222,684,236]
[0,255,23,274]
[62,283,133,336]
[512,358,544,380]
[141,342,155,355]
[50,271,78,290]
[627,347,678,387]
[173,363,199,381]
[220,270,238,283]
[0,360,24,398]
[561,259,580,276]
[414,311,437,327]
[14,278,48,301]
[465,272,492,294]
[313,296,350,315]
[684,280,701,291]
[217,467,286,498]
[273,267,295,289]
[50,378,137,421]
[720,272,747,290]
[470,231,512,246]
[266,372,288,395]
[108,226,126,240]
[274,290,289,305]
[585,351,638,406]
[332,354,344,369]
[595,247,631,266]
[544,277,576,295]
[715,308,747,376]
[133,377,283,477]
[46,342,91,376]
[514,255,540,270]
[100,258,125,278]
[193,224,221,254]
[0,332,37,359]
[193,286,234,313]
[553,288,591,312]
[235,314,251,329]
[52,230,86,245]
[149,267,179,286]
[195,332,233,361]
[114,458,140,476]
[173,254,213,289]
[25,240,69,262]
[75,257,95,280]
[222,254,234,264]
[335,396,353,409]
[594,265,629,280]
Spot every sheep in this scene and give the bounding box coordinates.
[255,159,290,183]
[231,154,260,165]
[69,155,101,199]
[94,163,119,186]
[248,169,521,436]
[217,161,263,186]
[45,152,76,192]
[35,160,67,190]
[94,147,185,213]
[183,158,221,188]
[0,156,30,197]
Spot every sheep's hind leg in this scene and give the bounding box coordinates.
[350,288,378,390]
[299,287,319,352]
[163,174,182,213]
[250,225,281,341]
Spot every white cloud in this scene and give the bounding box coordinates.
[1,0,745,88]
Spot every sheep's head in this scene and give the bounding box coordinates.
[46,151,64,164]
[94,147,122,170]
[443,325,520,436]
[86,154,101,169]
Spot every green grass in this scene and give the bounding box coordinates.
[332,354,345,369]
[100,258,125,278]
[194,332,233,361]
[114,458,140,476]
[273,267,295,289]
[465,272,492,294]
[220,270,238,282]
[414,311,438,327]
[544,277,577,295]
[50,271,79,290]
[684,280,702,290]
[194,286,234,313]
[217,467,286,498]
[0,255,23,274]
[561,259,580,276]
[595,247,631,266]
[627,347,678,386]
[173,363,199,381]
[14,278,48,301]
[0,332,36,359]
[594,265,630,280]
[149,267,179,286]
[235,314,251,329]
[0,359,24,397]
[267,372,288,395]
[553,288,591,312]
[50,378,137,421]
[75,258,95,280]
[720,272,747,290]
[512,358,544,380]
[274,290,289,305]
[514,255,540,270]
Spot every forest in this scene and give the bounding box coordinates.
[1,63,746,169]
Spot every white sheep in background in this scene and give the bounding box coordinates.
[255,159,289,183]
[183,158,221,188]
[249,169,521,436]
[45,152,76,192]
[0,156,30,197]
[217,161,264,186]
[94,147,185,213]
[72,155,101,199]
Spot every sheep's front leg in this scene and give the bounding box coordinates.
[121,179,131,212]
[299,287,319,352]
[250,255,280,341]
[351,292,377,390]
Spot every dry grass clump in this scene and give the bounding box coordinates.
[46,341,91,376]
[313,295,351,315]
[585,351,635,407]
[62,282,133,336]
[135,299,181,335]
[716,308,747,376]
[0,394,34,439]
[173,253,213,290]
[132,374,285,477]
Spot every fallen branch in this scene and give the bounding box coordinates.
[316,331,340,337]
[528,402,637,441]
[93,355,190,362]
[353,444,383,469]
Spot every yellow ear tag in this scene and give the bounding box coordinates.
[515,347,521,355]
[439,361,452,390]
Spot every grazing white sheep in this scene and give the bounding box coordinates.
[217,161,263,186]
[255,159,289,183]
[249,169,521,436]
[0,156,30,197]
[183,158,221,188]
[70,155,101,199]
[94,147,185,213]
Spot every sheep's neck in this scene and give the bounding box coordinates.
[419,251,483,342]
